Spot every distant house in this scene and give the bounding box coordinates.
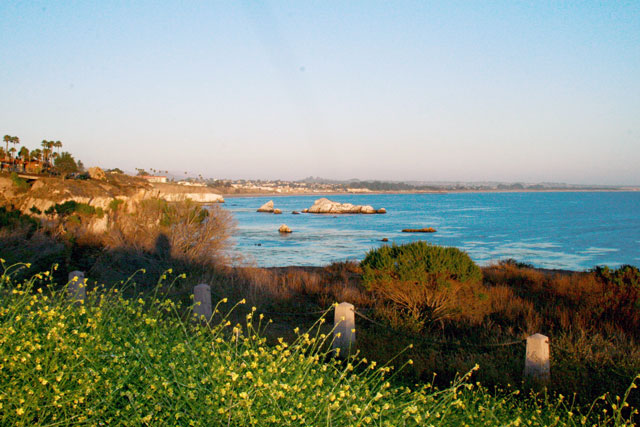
[139,175,167,183]
[177,181,205,187]
[25,160,43,174]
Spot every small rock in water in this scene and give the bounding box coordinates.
[381,238,389,242]
[279,224,292,233]
[292,211,300,215]
[274,209,282,214]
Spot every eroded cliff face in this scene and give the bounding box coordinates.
[0,173,224,232]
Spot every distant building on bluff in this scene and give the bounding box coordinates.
[139,175,167,183]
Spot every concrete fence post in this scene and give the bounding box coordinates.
[524,333,550,382]
[67,271,86,303]
[333,302,356,358]
[193,284,212,322]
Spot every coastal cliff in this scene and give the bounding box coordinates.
[0,172,224,231]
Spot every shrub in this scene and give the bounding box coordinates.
[0,206,37,230]
[361,242,482,288]
[108,198,125,211]
[98,199,235,279]
[361,242,486,329]
[9,172,29,192]
[44,201,97,217]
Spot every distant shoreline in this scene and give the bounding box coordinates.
[221,188,640,198]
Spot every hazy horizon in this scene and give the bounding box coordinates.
[1,1,639,185]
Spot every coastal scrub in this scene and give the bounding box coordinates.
[0,265,637,426]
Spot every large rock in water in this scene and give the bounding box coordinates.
[307,198,384,214]
[257,200,275,212]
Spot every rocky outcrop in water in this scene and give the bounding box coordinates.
[257,200,275,212]
[306,198,385,214]
[402,227,436,233]
[278,224,292,233]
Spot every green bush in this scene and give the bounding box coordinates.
[360,242,485,329]
[44,201,97,217]
[361,241,482,289]
[108,198,125,211]
[9,172,29,192]
[0,206,37,230]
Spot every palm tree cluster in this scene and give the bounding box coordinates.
[1,135,67,174]
[39,140,62,164]
[2,135,20,161]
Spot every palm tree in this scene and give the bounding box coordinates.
[41,140,54,164]
[3,135,10,159]
[54,140,62,155]
[43,148,52,165]
[41,140,49,162]
[9,136,20,160]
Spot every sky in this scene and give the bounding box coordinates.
[1,1,639,185]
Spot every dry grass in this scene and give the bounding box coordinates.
[2,203,640,407]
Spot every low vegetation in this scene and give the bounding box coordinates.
[0,198,235,287]
[9,172,29,192]
[361,242,485,330]
[0,267,637,426]
[1,205,640,419]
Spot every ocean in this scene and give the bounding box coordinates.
[218,192,640,270]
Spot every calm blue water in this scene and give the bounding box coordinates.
[218,192,640,270]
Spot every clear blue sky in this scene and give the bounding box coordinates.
[1,1,639,185]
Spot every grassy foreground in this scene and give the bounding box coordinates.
[0,267,638,426]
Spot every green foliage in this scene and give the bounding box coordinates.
[348,180,439,191]
[498,258,535,269]
[108,198,125,211]
[29,206,42,215]
[360,242,485,330]
[0,270,636,426]
[361,241,482,289]
[9,172,29,192]
[0,206,37,230]
[592,264,640,289]
[53,151,78,175]
[591,264,640,324]
[44,201,98,218]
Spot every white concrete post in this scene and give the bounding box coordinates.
[68,271,86,302]
[333,302,356,358]
[193,284,212,322]
[525,333,550,382]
